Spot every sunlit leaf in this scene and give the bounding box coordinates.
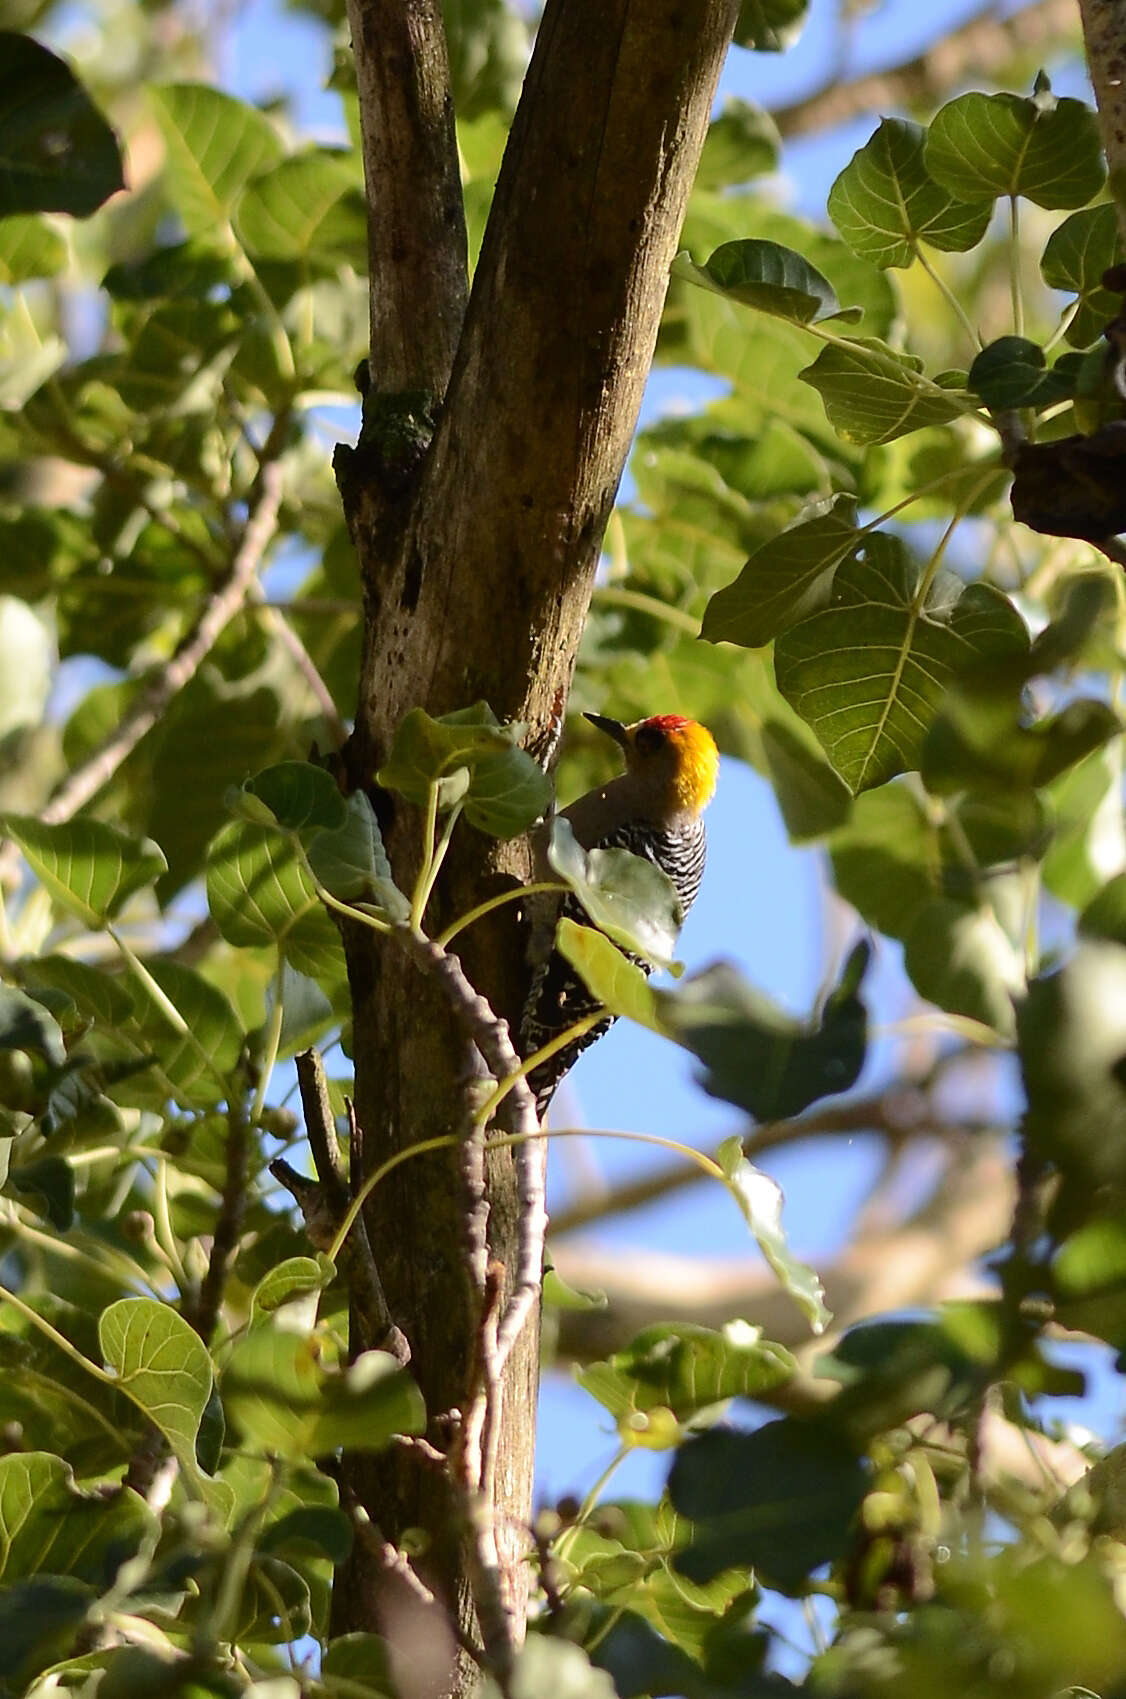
[548,818,682,969]
[0,1451,156,1584]
[925,86,1105,210]
[151,83,283,236]
[98,1298,214,1476]
[828,118,993,268]
[0,816,167,928]
[554,920,662,1030]
[578,1321,795,1434]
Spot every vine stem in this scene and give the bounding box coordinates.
[437,881,565,948]
[251,960,286,1126]
[1009,195,1024,338]
[411,781,442,930]
[915,244,981,349]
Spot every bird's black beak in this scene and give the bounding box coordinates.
[584,712,630,749]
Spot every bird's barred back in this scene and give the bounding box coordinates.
[521,816,707,1118]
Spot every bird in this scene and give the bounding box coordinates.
[520,712,719,1119]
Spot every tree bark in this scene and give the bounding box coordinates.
[1078,0,1126,242]
[333,0,740,1684]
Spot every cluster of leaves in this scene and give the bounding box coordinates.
[5,1,1126,1697]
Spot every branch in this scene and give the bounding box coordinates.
[552,1138,1014,1362]
[344,0,467,393]
[38,459,285,828]
[548,1072,989,1238]
[188,1087,251,1345]
[770,0,1078,139]
[253,594,350,748]
[1078,0,1126,243]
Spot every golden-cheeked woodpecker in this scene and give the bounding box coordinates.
[521,712,719,1118]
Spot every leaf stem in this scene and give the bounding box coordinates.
[471,1012,606,1128]
[594,585,702,635]
[553,1446,630,1566]
[251,959,286,1125]
[1009,195,1024,338]
[414,798,464,922]
[437,881,566,948]
[411,780,441,930]
[0,1280,114,1385]
[915,244,981,349]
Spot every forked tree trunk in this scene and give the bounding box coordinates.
[332,0,740,1686]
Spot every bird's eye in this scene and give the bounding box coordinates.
[634,723,664,754]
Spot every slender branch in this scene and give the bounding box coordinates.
[769,0,1078,139]
[253,594,350,748]
[37,459,286,828]
[549,1072,988,1238]
[189,1083,251,1345]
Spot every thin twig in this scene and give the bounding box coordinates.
[253,592,350,748]
[190,1084,251,1344]
[37,456,286,828]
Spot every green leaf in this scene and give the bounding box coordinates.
[250,1255,333,1321]
[0,215,66,283]
[482,1638,619,1699]
[696,99,780,191]
[669,1417,866,1589]
[260,1504,353,1565]
[759,719,852,840]
[21,956,135,1028]
[578,1321,795,1435]
[733,0,809,52]
[304,791,409,918]
[235,148,366,264]
[656,946,867,1130]
[701,492,859,647]
[223,1331,424,1458]
[922,681,1120,796]
[0,816,167,928]
[377,703,551,837]
[828,118,993,268]
[671,240,858,326]
[0,1575,94,1686]
[150,83,283,236]
[321,1633,397,1695]
[206,821,346,985]
[774,537,1029,793]
[1081,872,1126,947]
[130,961,244,1106]
[716,1135,832,1333]
[903,898,1022,1036]
[1041,204,1125,348]
[798,336,971,446]
[9,1154,74,1230]
[0,34,124,217]
[925,87,1106,210]
[555,920,662,1030]
[968,336,1074,410]
[548,819,683,969]
[0,1451,156,1585]
[98,1298,214,1476]
[0,985,65,1067]
[244,762,347,835]
[1019,942,1126,1197]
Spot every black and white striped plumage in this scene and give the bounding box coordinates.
[520,714,717,1120]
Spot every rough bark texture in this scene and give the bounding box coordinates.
[1079,0,1126,241]
[333,0,740,1685]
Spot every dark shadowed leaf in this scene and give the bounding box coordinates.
[701,493,859,648]
[669,1418,867,1589]
[969,336,1074,411]
[0,34,124,217]
[1041,204,1125,348]
[733,0,809,53]
[0,1451,156,1584]
[8,1154,74,1229]
[697,99,780,190]
[672,240,857,325]
[655,944,868,1122]
[799,337,971,445]
[0,984,65,1067]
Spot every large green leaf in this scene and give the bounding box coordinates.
[0,1452,156,1585]
[701,492,858,647]
[0,985,65,1068]
[671,240,858,326]
[130,960,244,1106]
[0,816,166,928]
[655,945,867,1125]
[548,819,682,969]
[578,1321,795,1435]
[206,820,346,985]
[555,920,662,1031]
[1041,204,1125,349]
[669,1417,867,1589]
[151,83,283,236]
[98,1299,214,1477]
[828,118,993,269]
[968,336,1074,412]
[773,537,1029,793]
[0,33,124,217]
[235,149,366,265]
[696,99,780,191]
[377,703,551,837]
[223,1331,423,1459]
[0,215,66,284]
[798,337,971,445]
[925,86,1105,211]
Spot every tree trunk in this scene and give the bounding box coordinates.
[332,0,740,1684]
